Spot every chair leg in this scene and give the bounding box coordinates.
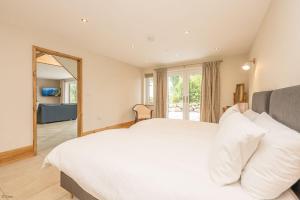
[69,192,74,199]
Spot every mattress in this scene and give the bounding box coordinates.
[44,119,298,200]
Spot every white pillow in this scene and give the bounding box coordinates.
[219,104,240,125]
[241,113,300,199]
[209,112,266,185]
[243,109,260,121]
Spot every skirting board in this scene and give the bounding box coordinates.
[0,145,34,165]
[82,121,135,136]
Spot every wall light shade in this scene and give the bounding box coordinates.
[242,63,251,71]
[241,58,256,71]
[81,18,88,23]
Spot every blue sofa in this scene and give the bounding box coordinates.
[37,104,77,124]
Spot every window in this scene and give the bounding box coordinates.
[64,80,77,104]
[144,74,154,105]
[69,82,77,103]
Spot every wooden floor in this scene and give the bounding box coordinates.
[0,148,73,200]
[37,120,77,152]
[0,120,77,200]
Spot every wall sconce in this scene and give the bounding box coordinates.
[242,58,256,71]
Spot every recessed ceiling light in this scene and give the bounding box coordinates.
[147,36,155,42]
[81,18,88,23]
[185,30,190,35]
[131,44,135,49]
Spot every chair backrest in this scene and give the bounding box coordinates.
[133,104,152,121]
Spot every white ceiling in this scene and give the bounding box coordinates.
[37,63,73,80]
[0,0,271,67]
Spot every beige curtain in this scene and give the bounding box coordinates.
[201,61,221,123]
[155,68,167,118]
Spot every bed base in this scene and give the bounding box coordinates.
[61,172,98,200]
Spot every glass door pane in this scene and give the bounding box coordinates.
[167,73,184,119]
[188,72,202,121]
[69,82,77,103]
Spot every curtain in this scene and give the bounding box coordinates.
[155,68,167,118]
[201,61,221,123]
[144,73,153,78]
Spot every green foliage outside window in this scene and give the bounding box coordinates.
[168,74,201,104]
[189,74,202,104]
[168,75,183,103]
[69,82,77,103]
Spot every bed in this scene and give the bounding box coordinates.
[44,85,300,200]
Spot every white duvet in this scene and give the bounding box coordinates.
[44,119,298,200]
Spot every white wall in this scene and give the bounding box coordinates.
[249,0,300,101]
[0,23,142,152]
[220,55,249,111]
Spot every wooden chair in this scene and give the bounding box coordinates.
[132,104,153,123]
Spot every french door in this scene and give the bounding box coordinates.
[167,68,202,121]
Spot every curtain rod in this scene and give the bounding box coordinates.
[162,60,223,70]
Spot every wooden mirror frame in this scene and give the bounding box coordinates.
[32,46,83,155]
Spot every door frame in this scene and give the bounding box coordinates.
[32,46,83,155]
[167,67,202,120]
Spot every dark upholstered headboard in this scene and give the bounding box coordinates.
[252,91,272,114]
[252,85,300,198]
[269,86,300,133]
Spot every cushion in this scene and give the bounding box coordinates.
[209,112,266,185]
[219,104,240,125]
[243,109,259,121]
[241,113,300,199]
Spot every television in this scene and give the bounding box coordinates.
[42,87,61,97]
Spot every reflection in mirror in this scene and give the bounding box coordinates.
[36,53,78,153]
